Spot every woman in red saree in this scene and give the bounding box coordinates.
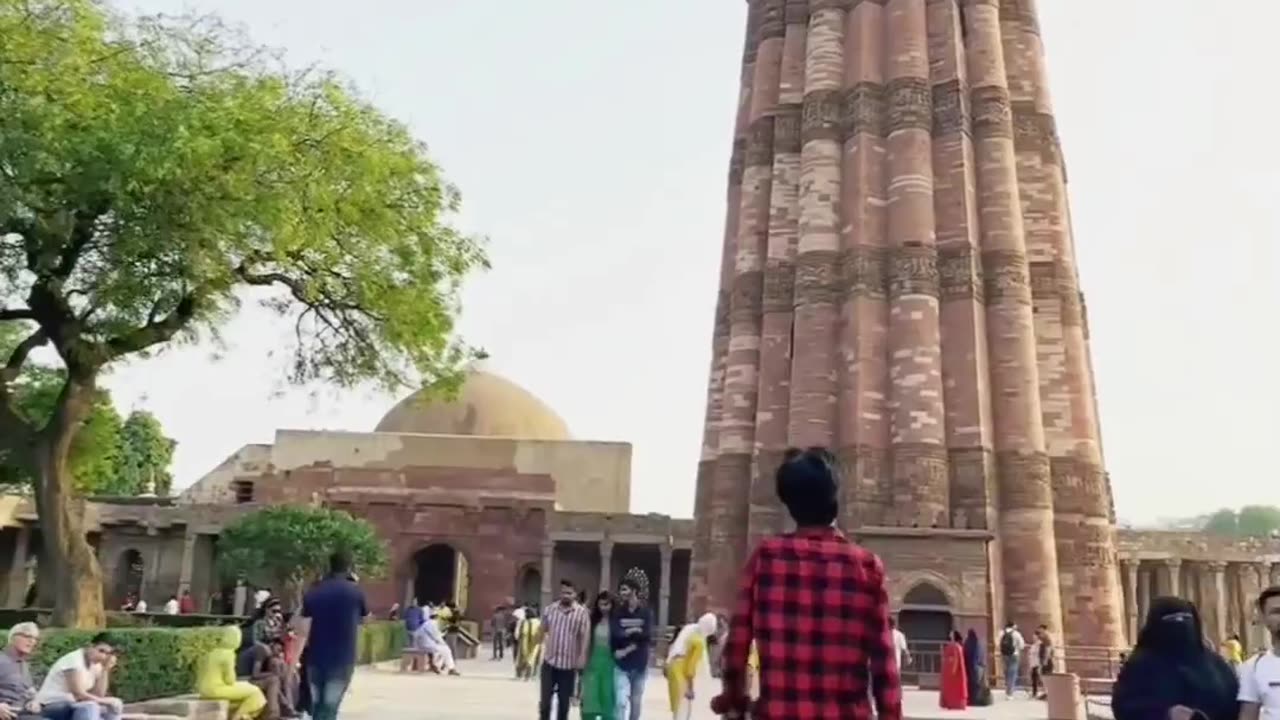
[940,630,970,710]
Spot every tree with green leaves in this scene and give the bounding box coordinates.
[0,0,485,627]
[216,506,388,607]
[0,323,175,496]
[114,410,174,496]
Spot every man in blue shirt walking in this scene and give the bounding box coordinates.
[611,577,653,720]
[298,551,368,720]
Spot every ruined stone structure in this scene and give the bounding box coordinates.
[692,0,1123,652]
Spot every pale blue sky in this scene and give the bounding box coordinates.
[104,1,1279,525]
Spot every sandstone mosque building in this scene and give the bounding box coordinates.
[0,0,1274,662]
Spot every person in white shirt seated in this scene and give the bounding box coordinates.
[163,596,179,616]
[412,613,459,676]
[36,633,123,720]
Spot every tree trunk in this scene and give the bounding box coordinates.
[33,377,105,628]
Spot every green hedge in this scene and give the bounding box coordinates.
[0,609,249,630]
[21,621,406,703]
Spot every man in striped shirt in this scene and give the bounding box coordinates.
[537,579,590,720]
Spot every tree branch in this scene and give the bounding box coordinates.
[0,308,35,321]
[100,293,198,359]
[2,328,48,382]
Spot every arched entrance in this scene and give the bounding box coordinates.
[897,581,954,686]
[516,565,541,607]
[111,549,145,608]
[898,582,954,642]
[412,544,470,613]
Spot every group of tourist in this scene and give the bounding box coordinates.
[991,621,1057,700]
[196,551,369,720]
[0,624,122,720]
[119,589,197,615]
[521,572,720,720]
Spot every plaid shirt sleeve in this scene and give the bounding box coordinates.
[717,545,759,713]
[865,552,902,720]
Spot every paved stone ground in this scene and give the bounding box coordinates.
[338,658,1108,719]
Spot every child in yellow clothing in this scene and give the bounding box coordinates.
[665,613,718,718]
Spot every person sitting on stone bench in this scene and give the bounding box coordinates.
[196,626,267,720]
[244,640,298,719]
[0,622,42,720]
[35,632,123,720]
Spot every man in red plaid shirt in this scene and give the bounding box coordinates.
[711,447,903,720]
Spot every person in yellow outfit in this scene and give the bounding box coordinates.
[665,613,719,719]
[515,610,542,681]
[1223,633,1244,665]
[196,625,268,720]
[746,640,759,699]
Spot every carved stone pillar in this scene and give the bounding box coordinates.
[1270,562,1280,589]
[658,543,673,630]
[1208,561,1228,643]
[1122,559,1139,644]
[599,540,614,593]
[178,530,198,595]
[1136,563,1151,624]
[1163,559,1182,598]
[541,540,555,609]
[5,526,29,609]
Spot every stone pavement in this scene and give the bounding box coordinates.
[337,658,1108,720]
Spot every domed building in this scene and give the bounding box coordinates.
[0,370,692,632]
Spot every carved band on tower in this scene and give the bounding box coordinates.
[691,0,1124,652]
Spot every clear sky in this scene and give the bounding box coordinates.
[105,0,1279,526]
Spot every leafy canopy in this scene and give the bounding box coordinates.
[0,322,173,495]
[216,505,388,592]
[0,0,487,422]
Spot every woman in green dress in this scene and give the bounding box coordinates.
[579,591,616,720]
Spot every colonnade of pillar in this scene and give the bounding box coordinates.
[1119,557,1280,651]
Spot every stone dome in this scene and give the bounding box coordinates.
[374,371,570,440]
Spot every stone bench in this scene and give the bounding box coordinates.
[124,695,228,720]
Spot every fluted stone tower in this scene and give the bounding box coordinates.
[691,0,1124,652]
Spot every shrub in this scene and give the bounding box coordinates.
[21,621,406,702]
[31,627,225,703]
[356,621,406,664]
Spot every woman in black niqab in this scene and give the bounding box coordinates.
[1112,596,1238,720]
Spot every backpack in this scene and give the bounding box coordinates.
[999,630,1016,657]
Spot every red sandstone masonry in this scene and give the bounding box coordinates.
[748,0,808,553]
[691,0,1122,648]
[963,0,1063,639]
[837,1,892,528]
[999,0,1123,650]
[884,0,949,527]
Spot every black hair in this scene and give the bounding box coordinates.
[329,550,352,575]
[619,577,642,594]
[1258,585,1280,611]
[775,447,840,527]
[560,578,575,589]
[590,591,615,629]
[90,632,113,647]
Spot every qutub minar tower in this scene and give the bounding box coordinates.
[690,0,1125,652]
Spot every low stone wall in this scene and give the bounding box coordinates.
[124,696,227,720]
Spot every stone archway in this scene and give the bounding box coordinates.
[111,548,145,608]
[898,581,954,643]
[412,543,470,613]
[515,565,541,607]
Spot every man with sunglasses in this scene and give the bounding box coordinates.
[35,633,122,720]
